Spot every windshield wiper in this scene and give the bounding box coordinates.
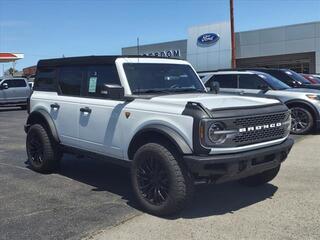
[170,88,204,93]
[132,89,171,94]
[132,88,204,94]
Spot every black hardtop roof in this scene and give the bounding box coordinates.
[37,55,179,68]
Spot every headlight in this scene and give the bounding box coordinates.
[208,122,227,144]
[306,94,320,100]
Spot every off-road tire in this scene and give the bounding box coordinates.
[239,165,281,187]
[26,124,61,173]
[131,142,194,216]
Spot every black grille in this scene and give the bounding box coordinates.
[233,112,289,146]
[234,112,288,127]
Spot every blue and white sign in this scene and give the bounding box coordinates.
[197,33,220,47]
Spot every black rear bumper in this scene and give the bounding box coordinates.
[183,138,294,183]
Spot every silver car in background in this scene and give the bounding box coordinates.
[0,77,31,110]
[199,70,320,135]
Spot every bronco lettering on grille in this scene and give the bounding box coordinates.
[239,122,282,133]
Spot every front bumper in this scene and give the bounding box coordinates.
[183,138,294,183]
[316,119,320,130]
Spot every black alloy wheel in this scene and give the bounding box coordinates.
[137,156,169,205]
[131,142,194,216]
[26,124,61,173]
[27,131,44,167]
[290,107,313,135]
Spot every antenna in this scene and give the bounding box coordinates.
[137,37,140,63]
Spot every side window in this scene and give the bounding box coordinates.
[238,74,265,89]
[268,71,293,86]
[206,74,237,88]
[13,79,27,87]
[35,68,57,91]
[58,66,83,96]
[84,64,120,98]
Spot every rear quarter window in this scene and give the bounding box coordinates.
[34,68,57,91]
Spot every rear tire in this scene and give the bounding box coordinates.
[26,124,61,173]
[131,142,194,216]
[239,165,280,187]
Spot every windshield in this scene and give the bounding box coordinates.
[255,72,290,90]
[123,63,206,94]
[283,69,311,84]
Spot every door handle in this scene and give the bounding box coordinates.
[80,107,92,114]
[50,103,60,109]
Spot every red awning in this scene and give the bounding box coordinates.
[0,53,24,62]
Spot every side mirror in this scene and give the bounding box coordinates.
[259,84,269,93]
[101,84,124,100]
[209,81,220,94]
[1,83,9,90]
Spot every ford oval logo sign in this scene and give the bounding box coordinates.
[197,33,220,47]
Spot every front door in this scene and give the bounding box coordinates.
[0,79,16,103]
[77,64,124,158]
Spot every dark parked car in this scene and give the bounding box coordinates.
[244,68,320,90]
[301,74,320,84]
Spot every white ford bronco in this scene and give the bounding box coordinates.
[25,56,294,216]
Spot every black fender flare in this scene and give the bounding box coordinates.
[25,109,60,143]
[285,99,320,121]
[128,124,193,160]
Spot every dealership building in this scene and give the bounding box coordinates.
[122,21,320,74]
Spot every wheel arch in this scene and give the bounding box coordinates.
[26,110,60,144]
[285,99,320,125]
[127,125,193,160]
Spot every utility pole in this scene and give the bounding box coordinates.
[230,0,236,68]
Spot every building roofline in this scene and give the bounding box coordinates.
[237,20,320,34]
[122,39,187,50]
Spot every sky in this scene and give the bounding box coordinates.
[0,0,320,71]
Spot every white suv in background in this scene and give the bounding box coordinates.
[0,77,31,109]
[200,70,320,135]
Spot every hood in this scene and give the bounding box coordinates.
[300,84,320,90]
[284,88,320,94]
[148,93,280,110]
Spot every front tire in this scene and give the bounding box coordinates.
[290,107,314,135]
[239,165,280,187]
[26,124,61,173]
[131,143,194,216]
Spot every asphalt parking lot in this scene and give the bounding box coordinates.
[0,108,320,240]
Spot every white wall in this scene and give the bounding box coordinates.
[187,21,231,71]
[236,21,320,73]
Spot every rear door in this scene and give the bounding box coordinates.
[35,67,81,148]
[11,79,29,102]
[53,66,84,147]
